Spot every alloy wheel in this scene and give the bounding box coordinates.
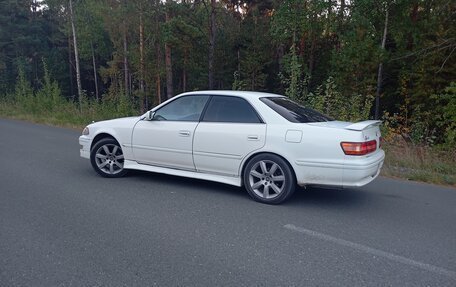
[248,160,285,199]
[94,143,124,175]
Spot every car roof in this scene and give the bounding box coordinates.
[178,90,285,100]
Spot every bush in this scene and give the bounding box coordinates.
[382,82,456,147]
[305,76,374,122]
[3,61,138,127]
[434,82,456,146]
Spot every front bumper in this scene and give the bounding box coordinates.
[79,135,91,159]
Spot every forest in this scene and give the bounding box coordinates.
[0,1,455,151]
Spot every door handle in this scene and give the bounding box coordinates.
[247,135,259,140]
[179,130,191,137]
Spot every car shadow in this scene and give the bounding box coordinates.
[286,186,370,208]
[127,170,249,200]
[127,170,370,207]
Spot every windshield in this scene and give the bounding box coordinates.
[260,97,333,123]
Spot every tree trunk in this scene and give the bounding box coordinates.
[237,18,241,73]
[308,37,316,86]
[123,19,129,98]
[237,48,241,73]
[156,72,161,104]
[208,0,216,89]
[375,7,388,120]
[69,0,82,106]
[164,7,173,100]
[335,0,345,52]
[339,0,345,18]
[155,0,162,104]
[91,42,99,100]
[139,10,146,111]
[165,43,173,100]
[251,71,255,90]
[156,43,162,104]
[327,0,332,36]
[407,3,419,50]
[277,43,284,91]
[68,34,74,98]
[183,48,187,92]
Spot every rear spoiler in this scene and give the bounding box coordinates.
[345,120,381,131]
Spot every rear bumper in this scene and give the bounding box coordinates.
[342,150,385,187]
[79,136,91,159]
[293,150,385,187]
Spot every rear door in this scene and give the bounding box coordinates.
[193,96,266,176]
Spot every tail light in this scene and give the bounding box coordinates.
[340,140,377,156]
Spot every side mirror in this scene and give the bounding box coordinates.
[145,111,155,121]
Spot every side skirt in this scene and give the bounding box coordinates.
[123,160,242,187]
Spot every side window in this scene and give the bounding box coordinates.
[202,96,262,123]
[154,95,209,121]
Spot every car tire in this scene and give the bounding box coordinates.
[90,138,127,178]
[243,154,296,204]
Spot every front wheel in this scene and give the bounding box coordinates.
[90,138,127,178]
[243,154,296,204]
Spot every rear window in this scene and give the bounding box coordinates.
[202,96,262,123]
[260,97,333,123]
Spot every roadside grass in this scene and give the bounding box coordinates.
[381,143,456,187]
[0,100,86,129]
[1,99,455,188]
[0,97,136,130]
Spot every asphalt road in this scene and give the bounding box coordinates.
[1,118,455,287]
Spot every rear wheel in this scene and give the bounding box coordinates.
[243,154,296,204]
[90,138,127,178]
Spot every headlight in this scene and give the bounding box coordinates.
[82,127,89,135]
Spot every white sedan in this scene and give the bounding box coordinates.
[79,91,384,204]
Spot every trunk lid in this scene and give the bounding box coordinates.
[344,120,382,131]
[308,120,382,149]
[306,120,381,131]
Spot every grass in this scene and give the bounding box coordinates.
[381,143,456,187]
[1,99,455,188]
[0,101,86,130]
[0,96,136,130]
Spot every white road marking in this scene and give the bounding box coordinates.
[284,224,456,280]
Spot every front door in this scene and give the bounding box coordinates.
[132,95,209,170]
